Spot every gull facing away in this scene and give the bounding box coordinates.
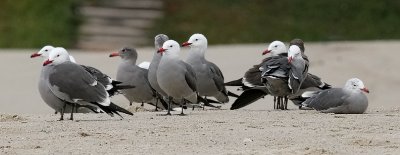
[109,47,167,110]
[182,33,231,105]
[301,78,369,114]
[260,45,309,110]
[43,47,133,120]
[157,40,209,115]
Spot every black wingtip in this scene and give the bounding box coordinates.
[230,89,267,110]
[225,78,244,86]
[227,91,240,98]
[109,102,133,116]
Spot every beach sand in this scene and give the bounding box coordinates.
[0,41,399,154]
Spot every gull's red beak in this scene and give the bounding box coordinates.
[157,48,166,55]
[262,49,271,55]
[30,53,41,58]
[109,52,120,57]
[43,59,53,66]
[181,42,192,47]
[361,88,370,93]
[288,56,293,63]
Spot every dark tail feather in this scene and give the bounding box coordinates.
[225,78,244,86]
[96,102,133,118]
[107,84,135,97]
[227,91,239,98]
[230,89,267,110]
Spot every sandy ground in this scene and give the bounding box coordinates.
[0,41,400,154]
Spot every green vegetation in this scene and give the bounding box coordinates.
[150,0,400,44]
[0,0,80,48]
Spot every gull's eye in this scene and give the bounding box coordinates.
[195,39,199,41]
[170,45,173,47]
[57,54,60,57]
[45,49,48,52]
[274,45,278,47]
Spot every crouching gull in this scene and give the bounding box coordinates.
[260,45,309,110]
[157,40,210,115]
[109,47,168,110]
[43,47,133,120]
[182,33,234,105]
[301,78,369,114]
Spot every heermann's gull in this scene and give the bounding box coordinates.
[43,47,133,120]
[226,41,287,110]
[157,40,207,115]
[182,33,229,104]
[260,45,309,110]
[31,46,96,118]
[301,78,369,114]
[109,47,166,110]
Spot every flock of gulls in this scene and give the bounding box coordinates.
[30,33,370,120]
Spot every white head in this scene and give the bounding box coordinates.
[43,47,70,66]
[31,45,54,59]
[181,33,208,49]
[157,40,181,57]
[263,41,286,56]
[345,78,370,93]
[287,45,302,63]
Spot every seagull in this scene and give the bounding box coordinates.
[31,46,97,118]
[109,47,167,110]
[157,40,209,115]
[147,34,181,111]
[226,41,287,110]
[43,47,133,120]
[301,78,369,114]
[182,33,230,105]
[261,45,309,110]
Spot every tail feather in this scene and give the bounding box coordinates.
[225,78,244,86]
[230,89,267,110]
[107,84,135,97]
[96,102,133,118]
[227,91,239,98]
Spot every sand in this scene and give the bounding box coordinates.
[0,41,399,154]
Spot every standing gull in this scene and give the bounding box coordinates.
[182,33,230,105]
[226,41,287,110]
[109,48,166,110]
[44,47,133,120]
[31,46,95,118]
[157,40,206,115]
[301,78,369,114]
[260,45,309,110]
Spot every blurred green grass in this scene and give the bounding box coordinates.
[0,0,80,48]
[149,0,400,44]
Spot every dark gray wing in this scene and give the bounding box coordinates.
[207,61,227,93]
[301,73,331,89]
[48,62,108,105]
[80,65,112,89]
[302,88,350,111]
[260,56,290,79]
[180,61,197,92]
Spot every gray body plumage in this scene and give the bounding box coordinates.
[157,58,198,104]
[148,34,169,97]
[39,66,92,113]
[186,53,228,103]
[115,51,157,105]
[302,88,368,114]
